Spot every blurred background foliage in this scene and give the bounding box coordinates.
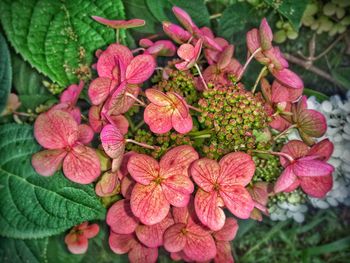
[0,0,349,262]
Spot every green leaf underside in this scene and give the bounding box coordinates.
[263,0,308,30]
[0,0,125,87]
[0,124,105,239]
[0,237,48,263]
[0,33,12,114]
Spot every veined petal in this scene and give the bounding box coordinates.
[162,175,194,207]
[107,114,129,135]
[95,171,120,197]
[274,166,299,193]
[63,145,101,184]
[88,105,103,133]
[171,111,193,134]
[293,158,334,177]
[83,223,100,238]
[297,109,327,138]
[107,199,139,234]
[145,89,172,106]
[299,175,333,198]
[194,189,225,231]
[34,110,78,149]
[126,55,156,84]
[280,140,309,167]
[219,185,254,219]
[88,77,113,105]
[160,145,199,178]
[135,213,174,248]
[65,233,88,254]
[218,152,255,187]
[177,43,195,61]
[144,103,173,134]
[190,158,220,192]
[78,124,94,144]
[214,241,234,263]
[172,6,196,33]
[92,16,145,29]
[163,223,187,253]
[121,175,136,199]
[213,217,239,241]
[128,243,158,263]
[127,153,159,185]
[271,81,291,103]
[109,232,136,254]
[167,92,188,118]
[272,68,304,89]
[307,139,334,161]
[162,22,191,44]
[130,182,170,225]
[100,124,125,159]
[259,18,273,50]
[60,80,84,105]
[32,149,67,176]
[107,83,139,116]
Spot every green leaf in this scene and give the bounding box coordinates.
[303,88,329,102]
[331,67,350,89]
[12,54,56,110]
[0,124,105,239]
[263,0,308,30]
[303,237,350,257]
[0,237,48,263]
[0,0,125,87]
[146,0,210,27]
[0,33,12,114]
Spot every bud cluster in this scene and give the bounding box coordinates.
[253,156,283,182]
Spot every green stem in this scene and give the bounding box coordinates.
[189,129,212,137]
[252,66,267,93]
[237,47,262,81]
[116,29,120,44]
[188,105,202,113]
[125,139,156,150]
[273,124,297,141]
[253,149,294,163]
[125,114,135,132]
[195,63,209,90]
[134,120,145,131]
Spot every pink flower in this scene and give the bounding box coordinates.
[32,109,100,184]
[190,152,255,230]
[92,16,145,29]
[248,182,270,221]
[100,124,126,159]
[52,81,84,123]
[144,89,193,134]
[175,39,202,71]
[65,222,99,254]
[163,204,217,262]
[1,93,21,116]
[162,21,192,44]
[127,145,199,225]
[212,218,239,263]
[172,6,197,34]
[139,39,176,57]
[274,139,335,198]
[95,170,121,197]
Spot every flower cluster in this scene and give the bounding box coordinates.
[31,6,336,262]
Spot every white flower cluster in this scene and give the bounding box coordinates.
[307,91,350,208]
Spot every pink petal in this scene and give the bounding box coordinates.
[175,60,191,71]
[95,171,120,197]
[217,45,234,70]
[162,21,191,44]
[60,80,84,105]
[171,110,193,134]
[265,47,289,69]
[162,175,194,207]
[107,199,139,234]
[190,158,220,192]
[213,218,238,241]
[92,16,145,29]
[163,223,187,252]
[78,124,94,144]
[183,223,217,262]
[120,151,137,177]
[219,185,254,219]
[274,166,299,193]
[127,153,159,185]
[88,106,103,133]
[139,38,153,48]
[214,241,234,263]
[172,206,191,225]
[269,115,291,132]
[65,233,88,254]
[63,145,101,184]
[271,81,291,103]
[135,213,174,248]
[272,68,304,89]
[177,43,195,61]
[126,54,156,84]
[259,18,273,50]
[160,145,199,178]
[307,139,334,161]
[280,140,309,167]
[34,110,78,149]
[107,84,140,116]
[88,77,113,105]
[246,29,263,59]
[144,104,173,134]
[83,224,100,238]
[121,175,136,199]
[167,92,189,118]
[100,124,125,159]
[107,114,129,135]
[299,175,333,198]
[297,109,327,138]
[218,152,255,187]
[145,89,172,106]
[202,36,221,51]
[130,183,170,225]
[194,189,225,231]
[293,158,334,177]
[249,182,269,207]
[172,6,196,33]
[128,243,158,263]
[109,232,136,254]
[32,149,67,176]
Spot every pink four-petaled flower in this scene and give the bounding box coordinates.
[65,222,99,254]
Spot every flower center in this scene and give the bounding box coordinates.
[153,176,164,185]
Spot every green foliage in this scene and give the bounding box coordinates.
[263,0,308,30]
[332,67,350,89]
[0,237,48,263]
[303,88,329,102]
[0,124,105,239]
[0,33,12,114]
[12,54,56,110]
[0,0,125,87]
